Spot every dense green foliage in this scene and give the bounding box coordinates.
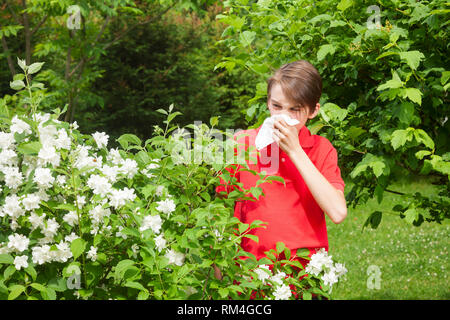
[215,0,449,227]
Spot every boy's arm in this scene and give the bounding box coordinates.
[290,147,347,224]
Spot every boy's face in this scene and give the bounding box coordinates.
[267,83,320,131]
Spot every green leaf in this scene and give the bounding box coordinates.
[337,0,353,11]
[413,129,435,150]
[415,150,432,160]
[399,51,424,70]
[8,284,25,300]
[27,62,45,75]
[363,211,383,230]
[317,44,335,61]
[243,234,259,243]
[17,141,42,155]
[320,103,348,121]
[402,88,422,105]
[10,80,25,91]
[117,134,142,149]
[239,31,256,47]
[41,287,56,300]
[124,281,147,292]
[404,208,418,224]
[276,242,285,254]
[70,238,86,260]
[377,72,403,91]
[391,129,410,150]
[0,254,14,264]
[17,58,26,71]
[30,283,46,292]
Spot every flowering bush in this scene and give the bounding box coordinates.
[0,60,346,300]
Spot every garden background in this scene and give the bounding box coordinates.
[0,0,448,300]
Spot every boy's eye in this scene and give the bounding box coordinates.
[273,105,282,108]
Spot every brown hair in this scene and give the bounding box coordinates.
[267,60,322,114]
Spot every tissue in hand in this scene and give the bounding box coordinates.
[255,114,300,150]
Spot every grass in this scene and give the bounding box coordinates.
[326,176,449,300]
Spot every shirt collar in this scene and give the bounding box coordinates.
[255,124,315,149]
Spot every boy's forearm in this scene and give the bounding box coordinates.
[289,148,347,224]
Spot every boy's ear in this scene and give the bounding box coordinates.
[308,103,320,119]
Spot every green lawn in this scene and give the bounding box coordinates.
[326,176,449,300]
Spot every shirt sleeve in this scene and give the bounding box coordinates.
[321,145,345,193]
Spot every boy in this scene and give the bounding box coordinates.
[215,60,347,278]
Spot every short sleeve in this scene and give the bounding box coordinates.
[321,146,345,192]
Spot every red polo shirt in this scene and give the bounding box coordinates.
[215,124,345,260]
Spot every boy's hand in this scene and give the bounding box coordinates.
[272,118,302,157]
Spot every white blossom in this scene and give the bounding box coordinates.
[87,174,112,197]
[3,166,23,189]
[10,115,31,135]
[63,211,79,227]
[156,198,176,217]
[254,265,271,284]
[22,193,41,211]
[92,132,109,149]
[154,234,167,252]
[7,233,30,253]
[33,167,55,189]
[165,249,185,267]
[14,255,29,270]
[139,214,162,234]
[87,246,98,261]
[273,284,292,300]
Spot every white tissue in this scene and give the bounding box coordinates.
[255,114,300,150]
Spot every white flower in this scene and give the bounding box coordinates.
[56,175,67,187]
[2,194,25,219]
[305,248,333,276]
[3,166,23,189]
[87,174,112,197]
[38,145,60,167]
[22,193,41,211]
[155,185,165,197]
[108,187,136,209]
[273,284,292,300]
[92,132,109,149]
[107,148,123,165]
[322,270,339,287]
[54,241,72,263]
[63,211,79,227]
[14,255,28,270]
[7,233,30,253]
[43,218,59,239]
[254,265,271,284]
[64,232,79,243]
[55,128,71,150]
[131,244,139,258]
[0,131,15,149]
[115,226,128,239]
[28,212,46,231]
[165,249,185,267]
[334,263,347,277]
[10,115,31,135]
[120,158,138,179]
[270,271,287,285]
[156,199,176,216]
[102,165,119,183]
[32,245,52,265]
[87,246,97,261]
[33,167,55,189]
[76,195,86,209]
[154,234,167,252]
[139,214,162,234]
[0,149,18,166]
[89,205,111,225]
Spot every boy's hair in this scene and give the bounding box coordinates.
[267,60,322,114]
